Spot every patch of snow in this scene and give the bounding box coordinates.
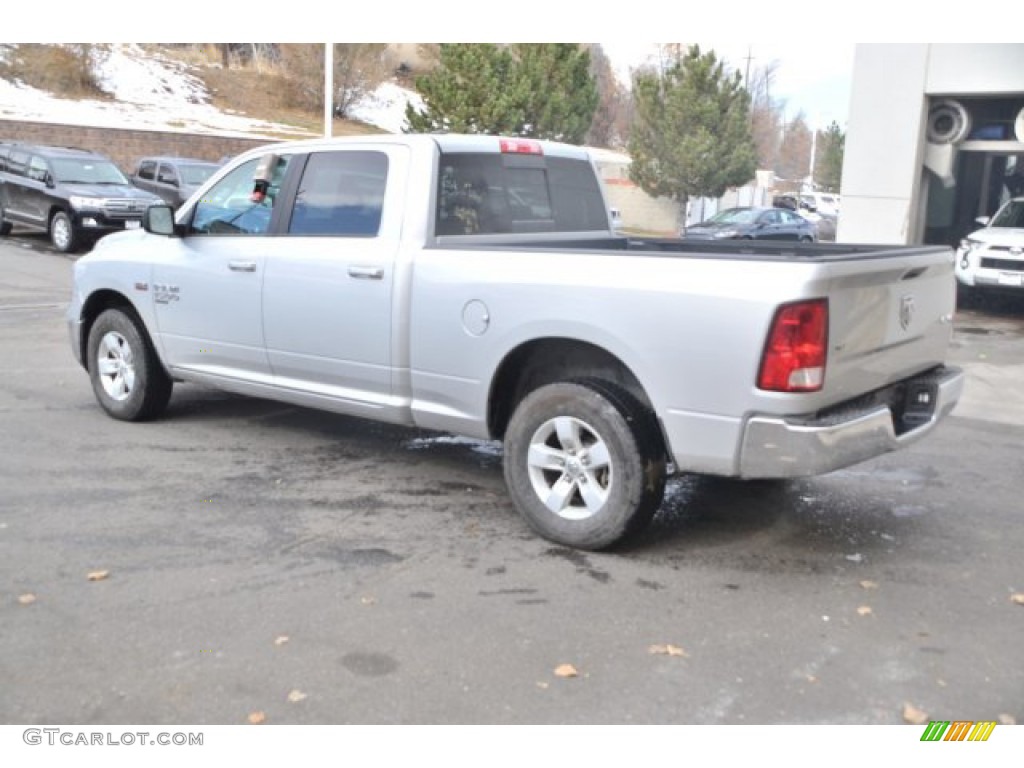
[0,44,311,139]
[404,435,504,457]
[0,44,420,139]
[94,44,210,107]
[348,81,424,134]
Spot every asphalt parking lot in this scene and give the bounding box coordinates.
[1,233,1022,725]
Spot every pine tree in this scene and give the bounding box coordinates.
[405,44,598,144]
[405,44,523,135]
[627,45,757,211]
[814,121,845,192]
[511,44,598,144]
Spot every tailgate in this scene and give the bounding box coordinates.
[816,246,956,404]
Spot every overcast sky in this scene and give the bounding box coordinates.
[601,42,856,130]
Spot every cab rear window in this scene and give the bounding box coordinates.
[436,152,606,236]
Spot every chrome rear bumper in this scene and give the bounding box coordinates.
[738,366,965,478]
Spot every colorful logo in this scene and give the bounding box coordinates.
[920,721,997,742]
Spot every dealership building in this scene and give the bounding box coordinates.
[839,44,1024,246]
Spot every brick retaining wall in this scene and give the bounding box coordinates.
[0,119,281,173]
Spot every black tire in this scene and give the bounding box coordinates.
[800,235,814,243]
[86,308,172,421]
[503,379,666,550]
[49,210,78,253]
[0,206,12,237]
[955,282,981,310]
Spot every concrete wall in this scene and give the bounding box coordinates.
[0,119,275,175]
[589,148,681,236]
[839,44,1024,244]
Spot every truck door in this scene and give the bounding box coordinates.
[261,145,406,413]
[148,154,292,380]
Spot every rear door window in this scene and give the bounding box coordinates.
[287,151,388,237]
[157,164,179,185]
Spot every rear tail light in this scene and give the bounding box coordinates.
[499,138,543,155]
[758,299,828,392]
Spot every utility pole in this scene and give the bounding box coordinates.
[324,43,333,138]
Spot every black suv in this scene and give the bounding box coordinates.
[0,143,162,253]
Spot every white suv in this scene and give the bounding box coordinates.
[955,197,1024,294]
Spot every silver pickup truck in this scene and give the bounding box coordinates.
[67,133,965,550]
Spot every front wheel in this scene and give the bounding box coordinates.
[86,308,172,421]
[50,210,78,253]
[503,380,666,550]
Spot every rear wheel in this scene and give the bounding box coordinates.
[86,308,172,421]
[50,210,78,253]
[503,379,666,550]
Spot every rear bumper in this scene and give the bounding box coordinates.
[737,366,965,478]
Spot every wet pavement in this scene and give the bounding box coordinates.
[1,235,1022,724]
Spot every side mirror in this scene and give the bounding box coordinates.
[142,204,176,236]
[45,172,55,189]
[975,216,990,226]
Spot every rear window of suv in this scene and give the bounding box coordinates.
[435,152,607,236]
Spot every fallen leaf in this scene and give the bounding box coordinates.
[360,596,377,605]
[536,682,549,690]
[287,690,307,703]
[554,663,578,678]
[903,702,929,725]
[998,713,1016,725]
[273,636,289,646]
[86,570,110,582]
[247,711,266,725]
[859,580,879,590]
[18,593,37,605]
[1010,593,1024,605]
[857,605,873,616]
[806,675,818,683]
[648,644,689,658]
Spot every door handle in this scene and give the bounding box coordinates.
[348,266,384,280]
[228,260,257,272]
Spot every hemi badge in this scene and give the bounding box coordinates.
[135,282,149,292]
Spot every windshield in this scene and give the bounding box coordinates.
[990,200,1024,228]
[180,164,217,186]
[51,158,128,185]
[703,208,759,225]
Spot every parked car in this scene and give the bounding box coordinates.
[130,156,220,208]
[955,196,1024,295]
[682,206,817,242]
[0,143,162,252]
[799,192,841,216]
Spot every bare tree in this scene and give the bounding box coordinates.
[747,61,785,172]
[333,44,390,118]
[776,112,813,182]
[585,44,630,148]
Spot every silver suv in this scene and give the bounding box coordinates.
[129,156,220,208]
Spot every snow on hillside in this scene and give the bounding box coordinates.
[348,81,424,134]
[0,44,421,138]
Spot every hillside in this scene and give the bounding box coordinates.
[0,43,422,139]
